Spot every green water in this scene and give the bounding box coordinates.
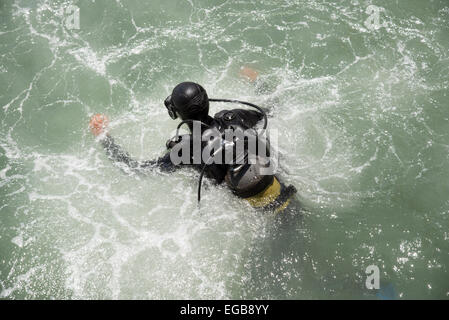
[1,0,448,299]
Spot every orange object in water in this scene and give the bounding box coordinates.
[239,66,259,82]
[89,114,109,136]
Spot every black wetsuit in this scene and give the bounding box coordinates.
[100,108,264,182]
[101,107,297,214]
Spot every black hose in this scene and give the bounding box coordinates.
[197,162,208,203]
[174,119,211,141]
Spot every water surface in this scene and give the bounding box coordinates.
[1,0,448,299]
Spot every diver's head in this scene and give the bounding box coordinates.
[164,82,209,121]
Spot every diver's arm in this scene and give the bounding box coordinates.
[89,114,176,174]
[100,134,176,173]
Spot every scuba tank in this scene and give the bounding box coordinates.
[197,99,270,203]
[170,98,295,210]
[211,109,274,199]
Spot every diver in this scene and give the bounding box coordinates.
[89,67,297,215]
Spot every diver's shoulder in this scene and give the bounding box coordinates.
[213,109,231,119]
[213,108,257,121]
